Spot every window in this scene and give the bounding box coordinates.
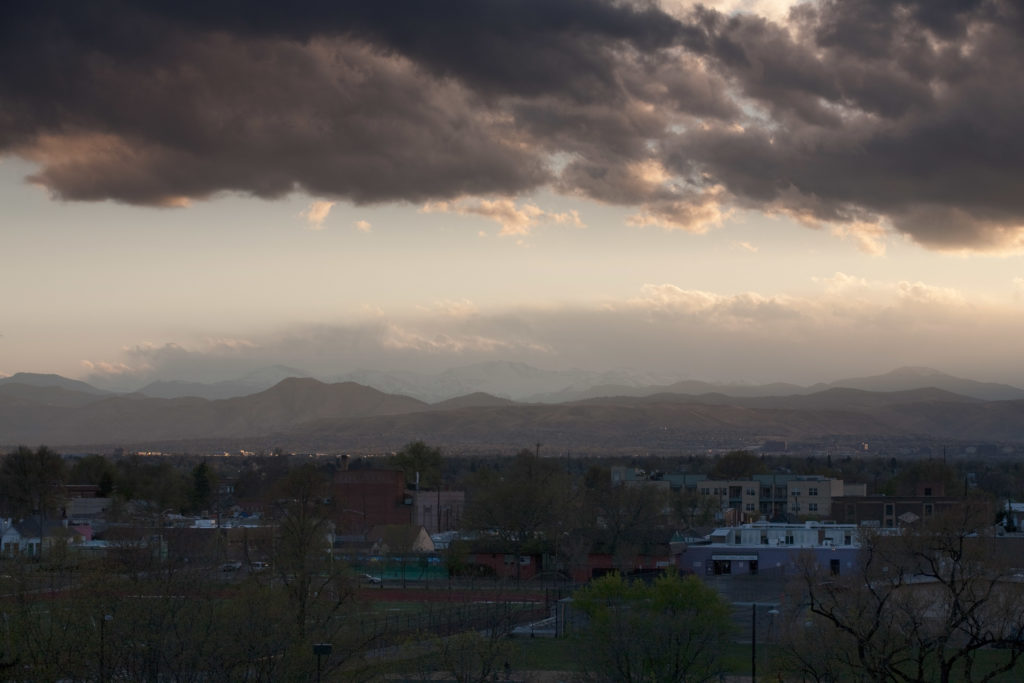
[884,504,893,515]
[745,503,755,511]
[844,534,852,545]
[761,534,768,545]
[785,534,794,545]
[924,487,933,496]
[808,487,818,496]
[924,504,933,516]
[734,535,742,544]
[746,488,756,496]
[808,503,818,512]
[700,488,710,495]
[791,489,801,496]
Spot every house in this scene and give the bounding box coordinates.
[0,517,87,557]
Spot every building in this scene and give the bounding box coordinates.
[333,469,413,532]
[678,521,862,578]
[614,468,866,521]
[830,494,960,528]
[410,489,464,534]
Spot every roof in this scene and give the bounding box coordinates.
[367,524,434,553]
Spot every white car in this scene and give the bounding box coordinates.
[363,573,382,584]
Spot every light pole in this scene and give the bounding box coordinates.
[99,613,112,683]
[313,642,332,682]
[751,603,779,682]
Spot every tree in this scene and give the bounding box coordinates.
[674,487,721,529]
[882,459,961,497]
[708,450,766,479]
[189,461,215,512]
[113,455,189,512]
[465,450,569,551]
[68,454,117,496]
[0,445,66,517]
[782,499,1024,683]
[582,466,671,566]
[410,622,516,683]
[391,440,443,490]
[271,463,357,644]
[572,571,734,682]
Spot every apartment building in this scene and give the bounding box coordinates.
[613,468,866,521]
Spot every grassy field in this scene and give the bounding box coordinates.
[503,637,1024,681]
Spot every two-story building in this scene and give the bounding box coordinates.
[678,521,863,578]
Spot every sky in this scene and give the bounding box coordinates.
[3,0,1024,390]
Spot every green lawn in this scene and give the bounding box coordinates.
[507,638,1024,681]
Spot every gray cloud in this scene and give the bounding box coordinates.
[3,1,1024,249]
[82,280,1024,390]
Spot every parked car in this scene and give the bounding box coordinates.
[221,561,242,572]
[250,561,270,572]
[363,573,382,584]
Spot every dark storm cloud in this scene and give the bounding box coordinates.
[668,0,1024,248]
[162,0,695,100]
[3,0,1024,249]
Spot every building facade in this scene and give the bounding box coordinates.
[678,521,862,578]
[614,468,866,521]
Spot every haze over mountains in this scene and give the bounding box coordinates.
[57,362,1024,403]
[2,365,1024,452]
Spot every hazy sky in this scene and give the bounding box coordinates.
[4,0,1024,389]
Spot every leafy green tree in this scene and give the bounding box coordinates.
[113,455,189,512]
[68,454,117,496]
[0,445,66,517]
[391,440,443,490]
[572,571,734,682]
[190,461,215,512]
[882,459,960,497]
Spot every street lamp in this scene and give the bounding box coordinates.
[313,642,332,682]
[751,603,779,682]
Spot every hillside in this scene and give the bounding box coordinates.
[3,371,1024,453]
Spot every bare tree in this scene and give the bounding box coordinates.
[784,499,1024,683]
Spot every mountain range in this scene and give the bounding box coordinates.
[1,365,1023,452]
[57,362,1024,403]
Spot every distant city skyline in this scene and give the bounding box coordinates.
[4,1,1024,388]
